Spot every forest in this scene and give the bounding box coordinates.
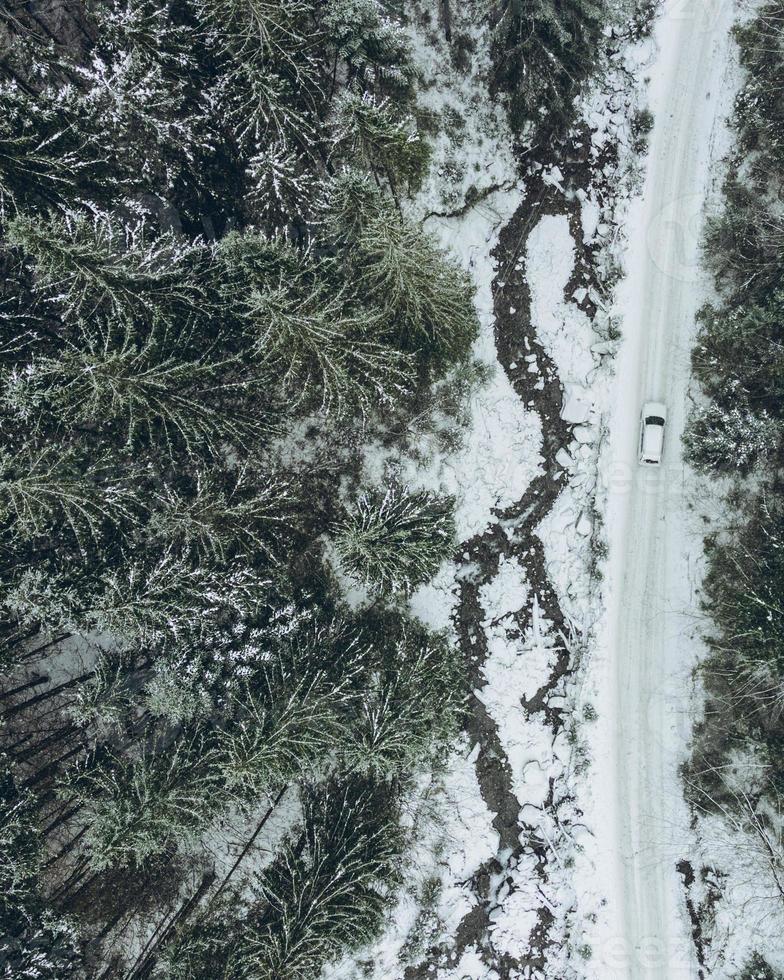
[0,0,611,977]
[684,2,784,974]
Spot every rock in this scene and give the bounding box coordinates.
[573,425,594,444]
[556,448,572,470]
[560,393,591,424]
[576,513,592,536]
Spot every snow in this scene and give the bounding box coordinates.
[332,0,776,977]
[526,214,595,398]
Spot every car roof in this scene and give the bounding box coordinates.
[643,421,664,455]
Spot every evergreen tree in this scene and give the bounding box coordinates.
[322,0,413,93]
[342,623,465,775]
[332,484,456,592]
[66,0,207,196]
[355,213,479,366]
[94,551,271,645]
[215,666,346,799]
[147,468,293,560]
[0,446,139,547]
[703,495,784,723]
[163,779,402,980]
[196,0,322,143]
[244,274,413,414]
[684,402,780,474]
[68,653,134,731]
[6,210,208,320]
[0,81,102,210]
[491,0,608,134]
[62,736,225,870]
[1,315,267,455]
[321,167,390,245]
[0,758,82,977]
[333,91,430,194]
[244,138,317,227]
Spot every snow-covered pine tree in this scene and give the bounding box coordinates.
[340,623,465,775]
[236,779,401,979]
[0,81,102,211]
[244,274,414,414]
[93,550,271,646]
[0,757,82,977]
[195,0,322,145]
[147,467,294,560]
[215,665,348,799]
[1,314,267,455]
[67,653,134,731]
[321,167,390,244]
[66,0,207,196]
[332,484,456,592]
[62,735,226,870]
[322,0,413,94]
[6,210,208,321]
[162,779,402,980]
[219,230,414,413]
[0,446,139,547]
[692,292,784,413]
[332,91,430,195]
[684,402,780,473]
[244,138,317,228]
[491,0,607,134]
[354,212,479,366]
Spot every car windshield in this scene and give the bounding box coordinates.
[645,415,665,426]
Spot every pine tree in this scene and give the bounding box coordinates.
[0,81,103,210]
[333,91,430,194]
[215,667,344,799]
[321,167,390,245]
[94,550,271,645]
[237,779,402,980]
[62,736,226,870]
[196,0,322,144]
[355,213,479,366]
[341,624,465,775]
[1,315,266,455]
[684,402,780,473]
[147,467,294,560]
[491,0,607,134]
[322,0,412,93]
[244,274,414,414]
[244,138,317,227]
[332,484,456,592]
[67,653,133,731]
[67,0,207,195]
[164,779,402,980]
[0,758,82,977]
[6,210,208,320]
[0,446,139,547]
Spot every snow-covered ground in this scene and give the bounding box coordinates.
[586,1,740,975]
[330,0,784,976]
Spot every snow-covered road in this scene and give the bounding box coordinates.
[595,1,737,977]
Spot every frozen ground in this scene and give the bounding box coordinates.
[331,0,784,977]
[587,1,741,976]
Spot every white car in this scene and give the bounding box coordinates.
[639,401,667,465]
